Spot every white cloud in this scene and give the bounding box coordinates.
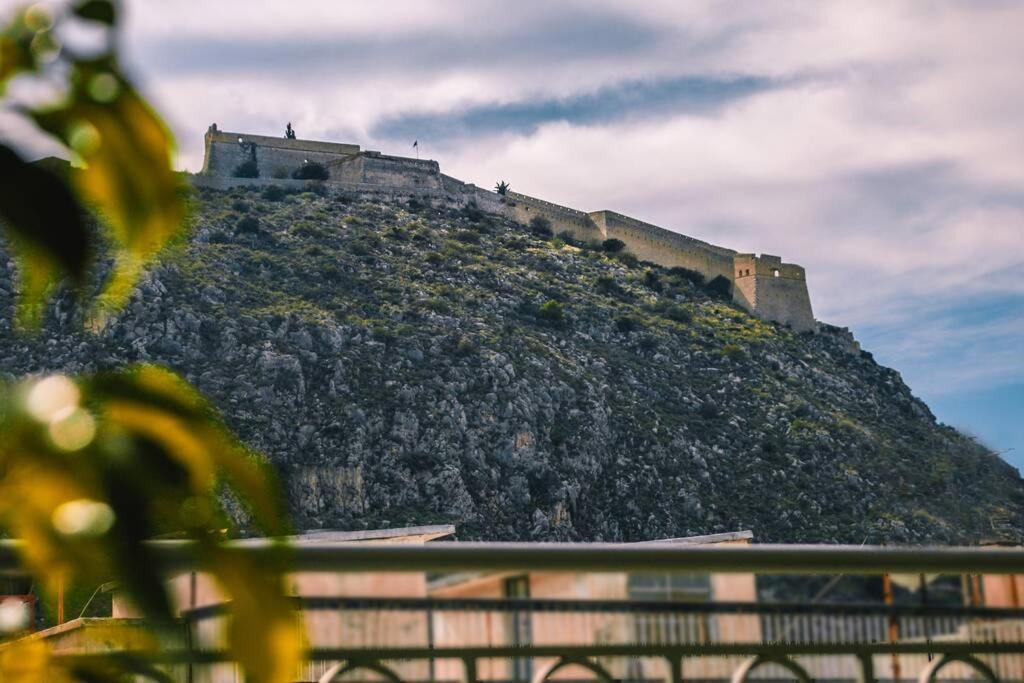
[3,0,1022,405]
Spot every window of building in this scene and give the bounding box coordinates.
[628,573,715,643]
[773,269,780,277]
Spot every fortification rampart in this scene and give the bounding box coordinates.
[198,126,818,332]
[588,211,737,283]
[203,129,361,179]
[732,253,814,331]
[503,191,601,242]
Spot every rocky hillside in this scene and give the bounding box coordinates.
[1,184,1021,543]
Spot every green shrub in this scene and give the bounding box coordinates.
[371,325,395,343]
[537,299,565,326]
[550,422,569,446]
[642,269,662,292]
[232,159,259,178]
[668,266,704,285]
[461,202,485,222]
[663,305,693,323]
[698,400,719,419]
[455,229,480,244]
[615,252,639,268]
[271,166,289,179]
[615,315,641,333]
[423,297,449,313]
[291,161,329,180]
[705,275,732,298]
[230,199,249,212]
[721,343,746,360]
[595,274,623,296]
[602,238,626,252]
[638,335,658,352]
[303,181,327,196]
[424,251,443,265]
[455,335,475,356]
[235,215,260,234]
[261,185,287,202]
[529,215,553,237]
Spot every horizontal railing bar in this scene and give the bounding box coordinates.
[4,541,1024,574]
[32,641,1024,666]
[182,595,1024,620]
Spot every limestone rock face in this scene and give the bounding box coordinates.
[1,186,1020,543]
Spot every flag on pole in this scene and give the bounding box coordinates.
[412,140,418,149]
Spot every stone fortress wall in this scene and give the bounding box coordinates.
[199,128,817,332]
[588,211,737,283]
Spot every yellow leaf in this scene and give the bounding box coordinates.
[30,60,187,326]
[209,546,304,683]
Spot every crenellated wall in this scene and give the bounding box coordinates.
[503,191,602,243]
[199,127,817,331]
[203,130,360,179]
[588,211,737,282]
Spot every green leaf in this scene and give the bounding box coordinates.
[30,59,187,326]
[73,0,117,26]
[0,144,92,328]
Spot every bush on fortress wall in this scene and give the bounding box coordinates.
[292,162,329,180]
[232,160,259,178]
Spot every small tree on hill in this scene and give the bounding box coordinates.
[495,180,510,195]
[602,238,626,252]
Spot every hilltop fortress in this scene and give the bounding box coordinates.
[198,127,817,332]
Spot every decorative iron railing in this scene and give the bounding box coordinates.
[2,542,1024,683]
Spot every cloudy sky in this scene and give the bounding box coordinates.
[5,1,1023,466]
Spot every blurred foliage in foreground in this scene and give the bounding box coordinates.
[0,2,302,681]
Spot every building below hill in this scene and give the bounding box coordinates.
[198,125,817,332]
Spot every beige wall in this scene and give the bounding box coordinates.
[590,211,736,283]
[503,192,602,243]
[733,254,816,332]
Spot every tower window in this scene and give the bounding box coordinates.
[773,269,780,277]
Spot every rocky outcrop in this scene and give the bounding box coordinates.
[0,185,1020,543]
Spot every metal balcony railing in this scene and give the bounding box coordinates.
[3,542,1024,683]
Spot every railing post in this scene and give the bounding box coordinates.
[666,655,683,683]
[856,652,876,683]
[463,656,478,683]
